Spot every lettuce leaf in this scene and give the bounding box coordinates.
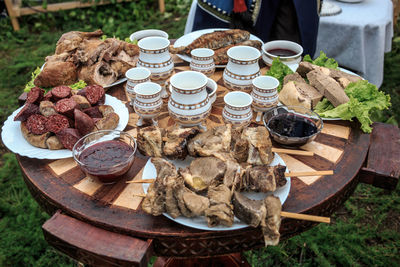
[303,51,339,69]
[70,80,87,90]
[265,58,293,92]
[316,80,391,133]
[24,67,42,92]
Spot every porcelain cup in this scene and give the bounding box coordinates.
[251,76,279,121]
[190,48,215,77]
[168,71,211,128]
[222,91,253,127]
[134,82,163,126]
[223,45,261,93]
[262,40,303,67]
[137,37,174,98]
[125,67,151,105]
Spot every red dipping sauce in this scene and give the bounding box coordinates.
[78,140,135,184]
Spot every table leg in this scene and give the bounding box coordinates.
[153,253,251,267]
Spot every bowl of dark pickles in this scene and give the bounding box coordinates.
[263,105,323,147]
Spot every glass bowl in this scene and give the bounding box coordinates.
[263,105,323,147]
[72,130,137,184]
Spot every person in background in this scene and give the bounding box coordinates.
[185,0,322,56]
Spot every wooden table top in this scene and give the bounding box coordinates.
[17,59,371,258]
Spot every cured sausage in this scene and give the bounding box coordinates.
[71,95,91,110]
[43,90,53,102]
[14,103,39,122]
[47,114,70,134]
[56,128,81,150]
[26,87,44,104]
[39,101,57,117]
[83,106,103,118]
[55,98,77,117]
[84,85,105,105]
[51,85,72,101]
[74,109,95,136]
[26,114,48,135]
[20,122,51,148]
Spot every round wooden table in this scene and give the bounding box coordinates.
[16,60,399,267]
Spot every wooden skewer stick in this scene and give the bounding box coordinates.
[271,148,314,156]
[126,170,334,184]
[130,193,331,223]
[285,170,333,177]
[280,211,331,224]
[127,179,156,184]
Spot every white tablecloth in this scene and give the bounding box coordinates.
[316,0,393,87]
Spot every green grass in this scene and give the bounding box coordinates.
[0,1,399,266]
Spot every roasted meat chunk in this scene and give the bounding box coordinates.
[137,126,163,157]
[241,127,273,165]
[232,191,266,227]
[205,184,234,227]
[261,195,281,246]
[188,124,231,160]
[163,126,199,159]
[238,165,287,193]
[179,157,226,192]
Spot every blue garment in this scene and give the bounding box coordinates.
[192,0,319,56]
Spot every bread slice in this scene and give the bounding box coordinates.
[278,81,323,109]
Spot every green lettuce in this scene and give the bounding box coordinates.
[316,80,391,133]
[303,51,339,69]
[70,80,87,90]
[265,58,293,92]
[24,67,42,92]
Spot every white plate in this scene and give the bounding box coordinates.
[174,28,263,68]
[1,94,129,159]
[142,153,291,231]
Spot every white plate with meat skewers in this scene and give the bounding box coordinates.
[141,154,290,231]
[173,28,263,67]
[1,94,129,159]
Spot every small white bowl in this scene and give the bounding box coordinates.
[130,29,169,42]
[262,40,303,66]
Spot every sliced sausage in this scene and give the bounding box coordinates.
[47,114,70,134]
[39,101,57,117]
[55,98,77,117]
[83,106,103,118]
[21,122,51,148]
[26,87,44,104]
[56,128,82,150]
[74,109,95,136]
[51,85,72,101]
[77,88,86,96]
[43,90,53,102]
[14,103,39,122]
[84,85,105,105]
[26,114,48,135]
[46,135,64,150]
[71,95,91,110]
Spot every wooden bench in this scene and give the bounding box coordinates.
[4,0,165,31]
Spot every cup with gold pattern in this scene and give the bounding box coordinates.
[222,91,253,128]
[134,82,163,126]
[251,75,279,122]
[137,37,174,99]
[168,71,211,128]
[125,67,151,106]
[190,48,215,77]
[223,45,261,93]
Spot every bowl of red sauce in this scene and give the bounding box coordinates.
[263,105,323,147]
[72,130,136,184]
[262,40,303,66]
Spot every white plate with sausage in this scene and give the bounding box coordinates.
[1,94,129,159]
